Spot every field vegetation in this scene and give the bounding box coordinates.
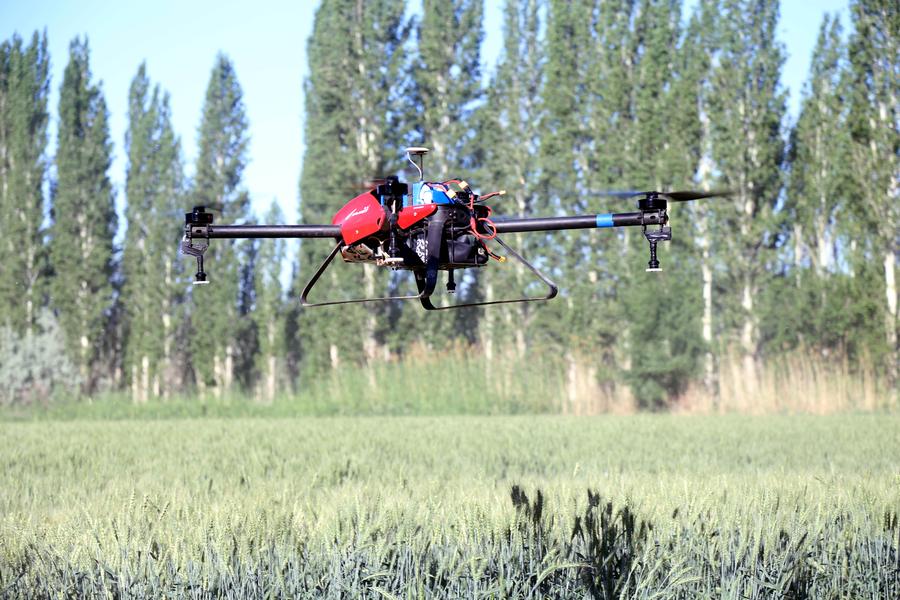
[1,414,897,598]
[5,347,894,421]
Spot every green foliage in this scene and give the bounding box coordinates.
[121,63,186,399]
[844,0,899,382]
[704,0,787,377]
[624,267,705,409]
[787,15,851,276]
[392,0,485,345]
[760,267,889,364]
[412,0,483,173]
[0,31,50,335]
[0,416,897,596]
[252,201,288,400]
[189,53,250,393]
[0,310,79,406]
[50,37,116,390]
[297,0,411,375]
[472,0,544,359]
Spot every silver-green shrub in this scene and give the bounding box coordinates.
[0,310,80,406]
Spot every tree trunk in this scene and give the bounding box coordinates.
[131,364,139,403]
[884,248,897,386]
[700,227,716,399]
[141,355,150,403]
[740,276,757,393]
[267,354,277,402]
[483,282,494,362]
[329,343,340,369]
[213,353,222,398]
[224,344,234,393]
[162,261,173,398]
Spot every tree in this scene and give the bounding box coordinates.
[767,15,885,363]
[412,0,483,175]
[705,0,787,389]
[296,0,410,376]
[253,201,287,402]
[619,0,706,408]
[788,16,850,278]
[121,63,185,401]
[389,0,486,349]
[189,53,251,396]
[845,0,899,385]
[535,0,598,351]
[0,31,50,335]
[476,0,544,360]
[50,37,117,391]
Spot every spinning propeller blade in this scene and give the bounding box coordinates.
[342,177,389,193]
[586,189,645,198]
[664,190,734,201]
[588,189,734,201]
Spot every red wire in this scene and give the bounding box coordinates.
[468,196,497,241]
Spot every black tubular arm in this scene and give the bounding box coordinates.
[200,224,342,239]
[193,212,663,240]
[492,211,664,234]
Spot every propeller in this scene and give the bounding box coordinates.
[587,189,644,198]
[664,190,734,201]
[589,189,733,201]
[342,177,389,193]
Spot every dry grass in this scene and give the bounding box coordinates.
[678,351,893,414]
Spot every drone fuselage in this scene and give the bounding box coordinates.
[333,180,490,273]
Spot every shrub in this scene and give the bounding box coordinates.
[0,310,80,406]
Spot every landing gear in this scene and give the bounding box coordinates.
[182,206,212,285]
[643,225,671,272]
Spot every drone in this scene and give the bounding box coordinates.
[182,147,728,310]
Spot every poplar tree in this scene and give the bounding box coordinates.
[391,0,484,349]
[772,15,874,359]
[845,0,899,385]
[705,0,787,389]
[253,201,287,401]
[0,32,50,335]
[689,1,723,397]
[476,0,544,360]
[297,0,409,375]
[412,0,483,175]
[619,0,705,407]
[536,0,596,353]
[50,37,117,390]
[788,16,849,278]
[121,63,185,401]
[189,53,250,395]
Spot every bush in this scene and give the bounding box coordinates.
[0,310,80,406]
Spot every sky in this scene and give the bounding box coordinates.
[1,0,851,228]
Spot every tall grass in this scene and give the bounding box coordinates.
[680,350,892,414]
[8,345,893,420]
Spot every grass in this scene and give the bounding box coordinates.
[1,415,897,597]
[6,347,894,420]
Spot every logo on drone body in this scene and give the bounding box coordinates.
[347,205,370,219]
[415,238,428,262]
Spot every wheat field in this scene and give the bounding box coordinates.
[1,415,897,598]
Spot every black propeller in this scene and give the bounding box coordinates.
[664,190,734,201]
[343,177,390,193]
[589,189,733,201]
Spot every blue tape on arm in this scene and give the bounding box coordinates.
[595,213,614,228]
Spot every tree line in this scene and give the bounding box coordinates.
[0,0,896,408]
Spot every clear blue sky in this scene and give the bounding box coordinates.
[1,0,850,227]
